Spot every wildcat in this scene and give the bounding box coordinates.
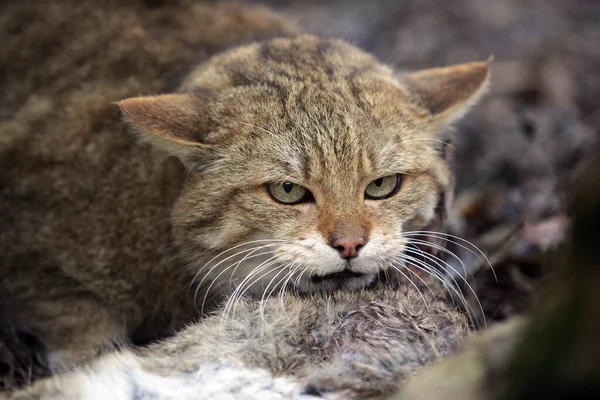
[0,0,490,381]
[12,156,593,400]
[9,162,598,400]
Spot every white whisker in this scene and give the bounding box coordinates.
[189,239,287,289]
[403,231,496,280]
[396,251,481,328]
[390,253,456,302]
[259,260,299,321]
[404,246,485,327]
[403,238,470,279]
[383,255,436,298]
[387,263,429,310]
[223,256,283,320]
[212,254,280,317]
[194,248,279,313]
[392,251,462,306]
[221,261,279,326]
[278,268,300,319]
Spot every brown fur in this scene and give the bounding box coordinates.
[0,0,297,370]
[0,0,489,379]
[7,284,471,399]
[121,35,490,306]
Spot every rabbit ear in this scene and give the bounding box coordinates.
[402,57,493,125]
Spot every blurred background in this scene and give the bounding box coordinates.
[247,0,599,324]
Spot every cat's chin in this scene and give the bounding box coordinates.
[294,271,379,294]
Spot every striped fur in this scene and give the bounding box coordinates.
[1,2,489,379]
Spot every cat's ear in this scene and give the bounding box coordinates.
[117,93,215,168]
[402,57,493,125]
[117,93,209,146]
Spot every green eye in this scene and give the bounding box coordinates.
[267,181,310,204]
[364,174,403,200]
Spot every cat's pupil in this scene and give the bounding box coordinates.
[283,182,294,193]
[374,178,383,187]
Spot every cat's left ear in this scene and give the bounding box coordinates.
[402,57,493,126]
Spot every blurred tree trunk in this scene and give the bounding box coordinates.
[389,151,600,400]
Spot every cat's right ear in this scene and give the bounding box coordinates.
[117,93,215,168]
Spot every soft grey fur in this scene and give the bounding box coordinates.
[7,284,470,399]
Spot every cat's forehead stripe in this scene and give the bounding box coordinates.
[265,133,432,187]
[194,36,451,189]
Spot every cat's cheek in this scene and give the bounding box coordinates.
[383,176,440,231]
[363,202,390,225]
[402,204,436,232]
[364,201,405,228]
[273,204,319,242]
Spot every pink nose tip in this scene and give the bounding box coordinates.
[331,237,366,259]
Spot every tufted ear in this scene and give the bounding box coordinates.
[402,57,493,126]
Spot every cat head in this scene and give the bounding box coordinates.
[119,35,491,300]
